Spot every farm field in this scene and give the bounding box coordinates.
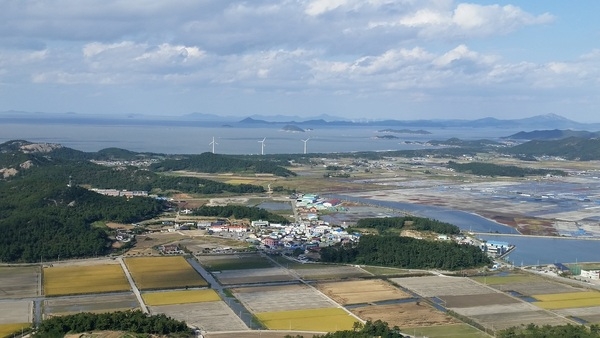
[43,263,129,296]
[150,301,247,332]
[0,323,31,337]
[44,293,139,317]
[214,267,296,285]
[232,284,337,313]
[390,276,494,297]
[205,331,327,338]
[317,279,411,305]
[469,310,572,331]
[125,256,208,290]
[142,289,220,306]
[359,266,413,276]
[197,254,274,271]
[404,324,489,338]
[474,274,580,295]
[556,306,600,324]
[0,266,39,298]
[290,265,369,280]
[533,291,600,310]
[351,303,457,328]
[256,307,357,331]
[0,300,31,324]
[440,293,520,308]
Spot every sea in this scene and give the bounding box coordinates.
[2,120,597,265]
[0,121,519,155]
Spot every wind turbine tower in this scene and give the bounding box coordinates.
[301,138,310,154]
[209,137,218,154]
[258,138,266,155]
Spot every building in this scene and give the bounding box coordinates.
[580,269,600,280]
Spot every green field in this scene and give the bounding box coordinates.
[256,307,357,332]
[404,324,489,338]
[203,255,274,271]
[470,274,534,285]
[0,323,30,338]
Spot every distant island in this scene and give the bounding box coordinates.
[373,135,399,140]
[281,124,305,132]
[378,129,431,134]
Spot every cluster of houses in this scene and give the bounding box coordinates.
[91,188,149,198]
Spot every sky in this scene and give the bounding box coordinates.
[0,1,599,122]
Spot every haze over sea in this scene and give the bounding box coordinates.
[0,122,518,155]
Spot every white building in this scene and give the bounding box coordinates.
[581,269,600,280]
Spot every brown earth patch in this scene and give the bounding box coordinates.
[351,303,457,328]
[317,279,410,305]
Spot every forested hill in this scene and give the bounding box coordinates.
[506,137,600,160]
[320,235,491,270]
[0,140,265,195]
[0,180,166,262]
[150,152,296,177]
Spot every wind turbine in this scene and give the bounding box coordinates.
[301,138,310,154]
[209,137,218,154]
[258,138,266,155]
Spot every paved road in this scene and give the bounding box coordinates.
[185,257,261,330]
[117,257,148,314]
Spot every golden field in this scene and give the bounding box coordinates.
[142,289,220,306]
[125,256,208,290]
[534,291,600,310]
[0,323,30,337]
[43,264,130,296]
[256,307,357,332]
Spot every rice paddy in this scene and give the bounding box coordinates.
[0,323,30,337]
[533,291,600,310]
[43,264,130,296]
[125,256,208,290]
[142,289,221,306]
[256,307,358,331]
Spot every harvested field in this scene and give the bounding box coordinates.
[470,310,572,331]
[142,289,220,306]
[0,266,39,298]
[0,323,31,337]
[43,263,130,296]
[452,302,539,316]
[556,306,600,323]
[317,279,410,305]
[150,301,247,332]
[125,256,208,290]
[44,293,139,317]
[481,277,580,295]
[471,274,535,285]
[405,324,489,338]
[533,291,600,310]
[0,300,31,324]
[390,276,493,297]
[359,266,412,276]
[197,254,274,271]
[205,331,327,338]
[233,284,337,313]
[291,265,369,280]
[351,303,456,328]
[441,293,520,308]
[215,267,296,285]
[256,307,356,331]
